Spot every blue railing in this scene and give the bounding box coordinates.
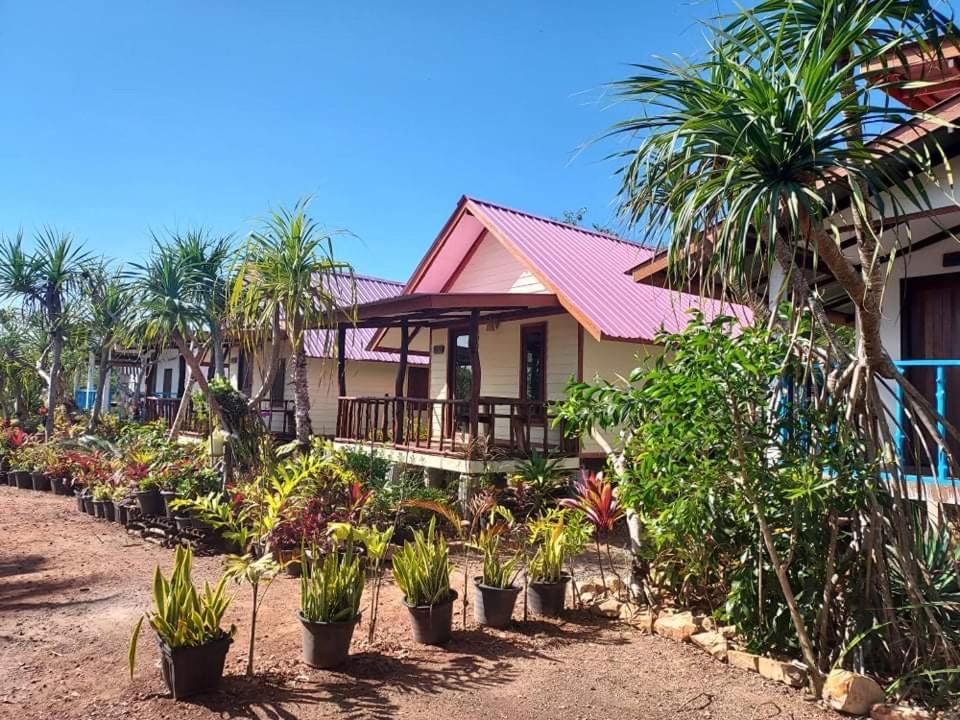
[74,389,97,411]
[892,359,960,485]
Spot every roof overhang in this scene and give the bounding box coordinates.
[332,292,564,330]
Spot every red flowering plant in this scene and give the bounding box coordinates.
[560,470,626,596]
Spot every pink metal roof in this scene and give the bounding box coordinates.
[415,197,751,342]
[304,274,428,364]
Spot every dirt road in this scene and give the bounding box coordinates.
[0,485,835,719]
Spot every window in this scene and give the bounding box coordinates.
[520,324,546,421]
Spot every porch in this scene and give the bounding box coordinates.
[142,395,296,440]
[892,359,960,504]
[329,292,582,472]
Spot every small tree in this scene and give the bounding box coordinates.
[0,231,90,438]
[230,199,354,449]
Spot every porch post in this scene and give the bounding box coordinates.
[469,309,481,444]
[395,319,409,443]
[337,325,347,397]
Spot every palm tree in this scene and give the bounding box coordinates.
[0,230,90,438]
[606,0,956,690]
[230,199,354,448]
[168,231,233,378]
[128,239,227,431]
[84,264,132,430]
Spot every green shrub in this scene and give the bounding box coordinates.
[392,517,452,606]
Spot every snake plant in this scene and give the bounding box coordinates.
[128,546,234,677]
[300,541,365,623]
[391,517,452,606]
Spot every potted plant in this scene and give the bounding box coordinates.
[135,476,165,516]
[29,445,52,492]
[298,537,365,668]
[392,517,456,644]
[470,511,522,629]
[526,509,592,617]
[129,546,234,699]
[172,466,219,534]
[9,443,34,489]
[91,483,115,520]
[113,486,134,526]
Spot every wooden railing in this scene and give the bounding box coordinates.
[143,396,209,435]
[336,396,577,458]
[257,399,296,439]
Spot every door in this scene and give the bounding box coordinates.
[902,272,960,472]
[176,356,186,397]
[447,329,473,433]
[407,366,429,398]
[161,368,173,397]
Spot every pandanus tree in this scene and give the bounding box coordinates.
[84,265,133,431]
[606,0,958,695]
[0,231,90,438]
[230,199,354,449]
[128,235,230,433]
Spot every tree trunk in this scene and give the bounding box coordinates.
[246,308,282,408]
[171,334,227,431]
[44,331,63,439]
[87,348,111,432]
[291,341,312,447]
[169,362,193,439]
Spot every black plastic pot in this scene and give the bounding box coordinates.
[160,490,177,518]
[31,471,51,492]
[159,635,232,700]
[473,577,521,629]
[0,470,7,485]
[402,590,457,645]
[92,499,108,519]
[103,501,116,522]
[136,488,164,516]
[83,496,96,515]
[75,491,87,512]
[527,574,571,618]
[298,612,359,668]
[115,502,129,526]
[174,515,197,533]
[14,471,32,489]
[50,477,67,495]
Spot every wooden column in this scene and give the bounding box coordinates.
[337,325,347,398]
[468,309,481,443]
[394,319,409,444]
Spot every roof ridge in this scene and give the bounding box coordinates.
[465,195,650,250]
[334,270,405,286]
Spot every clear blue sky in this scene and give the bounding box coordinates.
[1,1,740,280]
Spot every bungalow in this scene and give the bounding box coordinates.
[630,42,960,503]
[138,274,428,439]
[331,196,747,478]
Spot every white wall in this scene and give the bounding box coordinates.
[446,232,549,294]
[581,335,662,456]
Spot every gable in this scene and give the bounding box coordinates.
[446,232,548,294]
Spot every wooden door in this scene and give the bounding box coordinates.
[407,367,429,398]
[902,272,960,471]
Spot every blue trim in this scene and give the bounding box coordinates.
[892,358,958,487]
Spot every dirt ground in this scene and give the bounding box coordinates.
[0,485,838,720]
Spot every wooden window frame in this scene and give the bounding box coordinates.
[520,322,547,424]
